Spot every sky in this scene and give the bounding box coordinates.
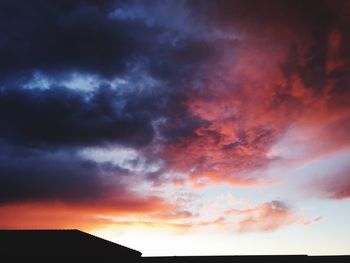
[0,0,350,256]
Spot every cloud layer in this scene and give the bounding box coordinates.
[0,0,349,233]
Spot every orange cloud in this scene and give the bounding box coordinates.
[0,202,108,231]
[0,192,177,231]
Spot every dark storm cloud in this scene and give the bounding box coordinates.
[0,0,217,205]
[194,0,339,30]
[0,142,131,204]
[0,85,159,147]
[0,0,156,81]
[0,0,218,148]
[0,0,220,84]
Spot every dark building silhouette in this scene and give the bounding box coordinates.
[0,229,141,262]
[142,255,349,263]
[0,229,349,263]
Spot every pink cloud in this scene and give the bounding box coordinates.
[310,167,350,200]
[225,201,319,233]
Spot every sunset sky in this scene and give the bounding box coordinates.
[0,0,350,256]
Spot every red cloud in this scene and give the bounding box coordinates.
[160,0,350,187]
[163,42,304,186]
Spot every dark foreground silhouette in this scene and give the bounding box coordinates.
[0,230,348,263]
[0,229,140,262]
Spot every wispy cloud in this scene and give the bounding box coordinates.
[225,201,320,233]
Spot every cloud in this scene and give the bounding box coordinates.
[0,0,220,89]
[0,0,349,232]
[161,38,295,185]
[152,210,196,220]
[0,0,154,80]
[0,85,159,147]
[225,201,319,233]
[309,166,350,200]
[0,199,174,231]
[156,0,350,187]
[0,0,216,160]
[0,142,186,231]
[0,141,191,231]
[196,216,226,227]
[0,142,169,207]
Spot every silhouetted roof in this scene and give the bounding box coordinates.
[0,229,141,261]
[1,230,348,263]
